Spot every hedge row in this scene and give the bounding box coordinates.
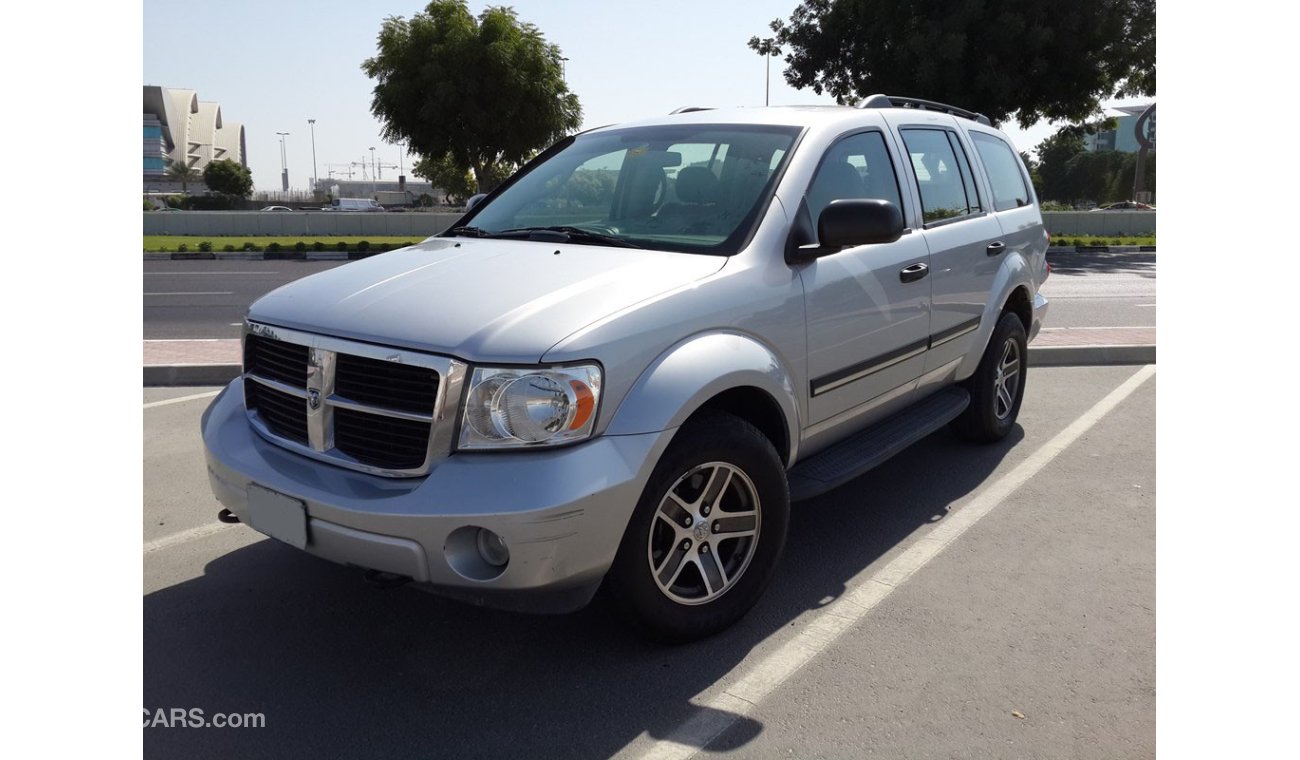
[1050,237,1154,248]
[166,240,418,253]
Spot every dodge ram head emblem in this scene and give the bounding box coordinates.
[307,388,321,411]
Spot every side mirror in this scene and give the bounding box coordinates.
[817,199,905,249]
[466,193,487,211]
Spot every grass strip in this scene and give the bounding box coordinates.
[1048,234,1155,247]
[144,235,426,252]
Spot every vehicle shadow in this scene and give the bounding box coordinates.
[144,426,1023,760]
[1046,250,1156,278]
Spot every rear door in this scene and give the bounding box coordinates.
[885,115,1003,374]
[798,129,932,426]
[964,125,1046,283]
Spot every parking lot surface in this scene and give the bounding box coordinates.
[144,366,1154,759]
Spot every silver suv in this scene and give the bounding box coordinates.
[202,96,1049,642]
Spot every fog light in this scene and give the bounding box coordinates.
[476,528,510,567]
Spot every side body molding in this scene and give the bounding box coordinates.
[603,331,802,465]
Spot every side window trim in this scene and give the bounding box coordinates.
[800,126,913,233]
[969,130,1032,212]
[944,131,982,214]
[898,126,990,230]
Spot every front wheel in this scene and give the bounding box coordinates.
[951,312,1028,443]
[605,412,789,643]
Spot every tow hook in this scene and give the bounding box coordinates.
[363,569,413,589]
[217,508,240,524]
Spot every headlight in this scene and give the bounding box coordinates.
[459,364,602,450]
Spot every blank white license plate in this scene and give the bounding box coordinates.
[247,483,308,549]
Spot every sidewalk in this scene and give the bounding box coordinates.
[143,327,1156,386]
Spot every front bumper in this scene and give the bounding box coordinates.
[201,379,675,613]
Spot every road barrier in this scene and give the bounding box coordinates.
[144,211,463,237]
[1042,211,1154,236]
[142,210,1154,238]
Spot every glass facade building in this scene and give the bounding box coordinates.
[143,115,167,175]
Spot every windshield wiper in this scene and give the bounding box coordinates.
[498,226,643,249]
[445,225,493,238]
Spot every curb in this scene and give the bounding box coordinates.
[142,345,1157,387]
[1029,344,1156,367]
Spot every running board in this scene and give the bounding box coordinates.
[788,387,970,502]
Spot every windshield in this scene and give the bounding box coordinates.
[454,123,802,255]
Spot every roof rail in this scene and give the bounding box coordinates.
[669,106,714,115]
[859,94,992,126]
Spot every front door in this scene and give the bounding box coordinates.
[798,129,932,426]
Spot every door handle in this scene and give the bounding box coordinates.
[986,241,1006,256]
[899,262,929,283]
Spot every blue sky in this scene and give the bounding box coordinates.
[144,0,1148,192]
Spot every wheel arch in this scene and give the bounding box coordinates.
[603,331,801,466]
[1002,284,1032,334]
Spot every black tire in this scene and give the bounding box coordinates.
[951,312,1028,443]
[605,411,790,643]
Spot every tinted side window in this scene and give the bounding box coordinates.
[805,131,903,227]
[900,128,980,223]
[971,132,1030,211]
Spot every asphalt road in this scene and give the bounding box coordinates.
[144,365,1155,759]
[143,260,347,339]
[1040,251,1156,328]
[142,251,1156,340]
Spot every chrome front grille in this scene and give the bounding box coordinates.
[241,322,467,477]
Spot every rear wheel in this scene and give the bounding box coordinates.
[951,312,1027,443]
[606,412,789,643]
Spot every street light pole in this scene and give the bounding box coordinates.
[369,147,377,194]
[749,37,781,107]
[307,119,318,193]
[276,132,290,191]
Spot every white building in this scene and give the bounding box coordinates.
[143,85,247,182]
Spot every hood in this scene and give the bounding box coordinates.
[248,237,727,363]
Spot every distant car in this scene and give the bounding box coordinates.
[1090,201,1155,211]
[260,205,293,212]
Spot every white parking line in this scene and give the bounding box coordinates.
[143,390,220,409]
[143,522,237,554]
[630,364,1157,760]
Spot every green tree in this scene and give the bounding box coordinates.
[202,158,254,198]
[362,1,581,193]
[757,0,1155,127]
[1034,129,1087,203]
[412,152,475,205]
[165,159,201,193]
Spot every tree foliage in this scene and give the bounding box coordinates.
[759,0,1155,127]
[1033,128,1155,205]
[202,159,254,198]
[411,152,475,205]
[165,159,201,193]
[362,1,581,192]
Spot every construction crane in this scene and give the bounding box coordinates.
[325,163,356,180]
